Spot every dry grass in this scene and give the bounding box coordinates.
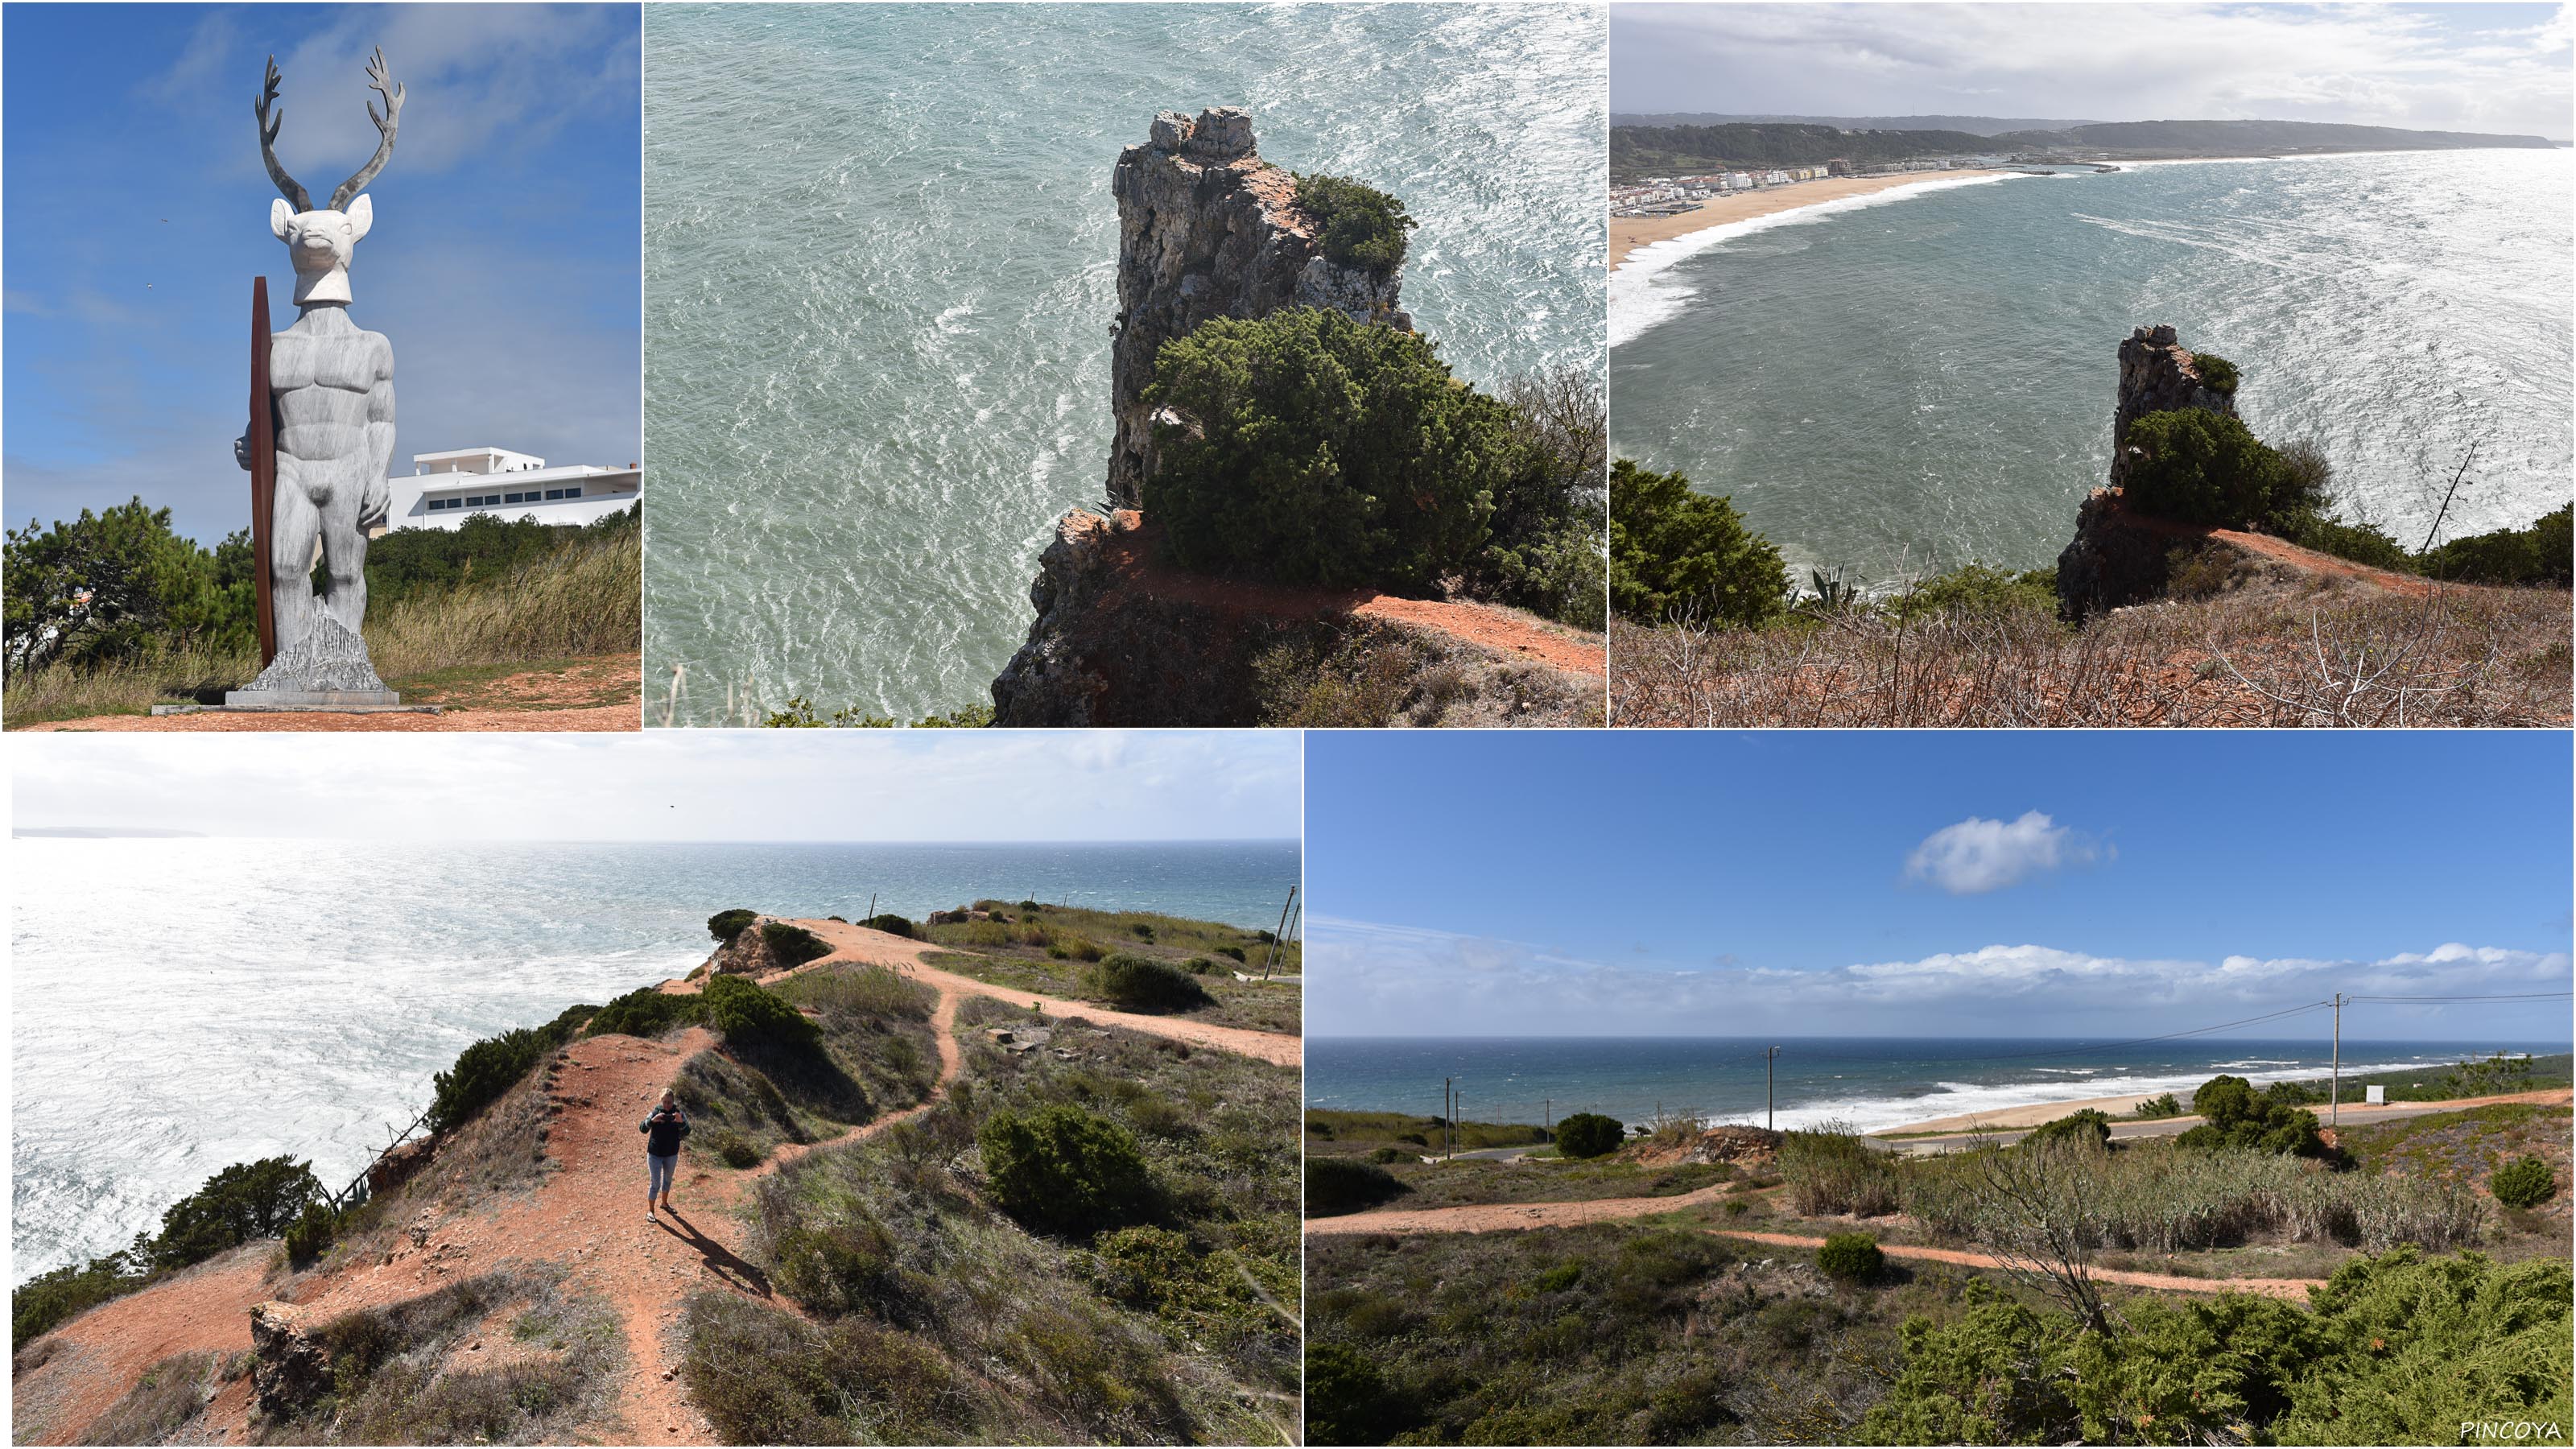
[2,526,640,726]
[1611,576,2570,727]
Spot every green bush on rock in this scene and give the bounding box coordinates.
[1146,307,1511,593]
[1294,173,1416,279]
[759,921,832,968]
[707,909,758,943]
[2120,409,2311,530]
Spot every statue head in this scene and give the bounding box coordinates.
[256,48,402,307]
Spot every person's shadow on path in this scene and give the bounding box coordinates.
[654,1208,774,1298]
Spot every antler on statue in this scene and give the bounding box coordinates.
[255,56,313,213]
[328,47,403,211]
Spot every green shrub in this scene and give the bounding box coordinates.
[586,986,707,1041]
[1858,1249,2570,1446]
[2289,513,2417,572]
[2189,351,2240,394]
[1816,1232,1884,1283]
[1216,945,1246,963]
[1060,936,1106,963]
[150,1156,324,1270]
[1128,923,1155,941]
[1146,307,1510,593]
[1779,1123,1902,1216]
[14,1257,144,1347]
[681,1291,958,1445]
[700,1127,765,1170]
[1553,1113,1624,1160]
[860,913,914,939]
[2421,504,2574,587]
[1368,1146,1412,1165]
[707,909,758,943]
[703,974,819,1049]
[2178,1074,2327,1157]
[758,922,832,968]
[2129,1092,2183,1120]
[1084,954,1214,1012]
[976,1104,1158,1239]
[1294,173,1416,279]
[1894,562,2058,620]
[1610,458,1790,626]
[1306,1340,1410,1445]
[1182,956,1220,975]
[2021,1108,2113,1152]
[2491,1154,2556,1209]
[2119,409,2300,529]
[429,1022,570,1134]
[283,1201,336,1266]
[1306,1156,1411,1217]
[1467,367,1610,630]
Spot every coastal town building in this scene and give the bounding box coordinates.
[375,447,643,535]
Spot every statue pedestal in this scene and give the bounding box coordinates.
[154,696,439,716]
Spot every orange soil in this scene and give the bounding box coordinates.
[2094,494,2434,599]
[1082,510,1604,681]
[1308,1191,2326,1301]
[19,929,1293,1445]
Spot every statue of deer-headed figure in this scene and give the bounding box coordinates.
[234,48,402,662]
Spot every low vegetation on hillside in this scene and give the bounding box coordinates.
[1307,1084,2574,1445]
[3,505,641,724]
[679,997,1298,1444]
[1293,173,1416,279]
[1609,347,2572,727]
[917,902,1299,1034]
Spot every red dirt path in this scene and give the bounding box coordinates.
[16,931,1293,1445]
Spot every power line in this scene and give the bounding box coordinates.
[2348,992,2574,1003]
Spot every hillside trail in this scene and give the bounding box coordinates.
[1307,1189,2326,1301]
[776,919,1302,1067]
[22,931,1295,1445]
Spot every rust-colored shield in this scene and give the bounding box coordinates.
[250,276,278,666]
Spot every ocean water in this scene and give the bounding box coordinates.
[1610,150,2575,585]
[1306,1035,2566,1135]
[10,836,1296,1278]
[642,3,1608,724]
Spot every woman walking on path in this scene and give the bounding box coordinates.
[641,1089,690,1223]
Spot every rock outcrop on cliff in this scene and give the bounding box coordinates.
[2059,324,2245,618]
[989,509,1601,727]
[1103,106,1410,507]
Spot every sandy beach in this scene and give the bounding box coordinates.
[1610,169,2004,270]
[1876,1086,2573,1137]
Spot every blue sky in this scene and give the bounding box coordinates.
[10,731,1300,843]
[3,3,641,545]
[1612,3,2575,142]
[1307,732,2574,1040]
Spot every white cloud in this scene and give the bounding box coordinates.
[1612,3,2576,142]
[1304,916,2570,1038]
[1904,810,2095,894]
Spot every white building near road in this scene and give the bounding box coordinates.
[375,448,642,535]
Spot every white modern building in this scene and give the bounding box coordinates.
[375,447,642,535]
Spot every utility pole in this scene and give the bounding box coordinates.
[1444,1077,1453,1158]
[1544,1097,1551,1132]
[1261,886,1297,980]
[2330,993,2346,1128]
[1766,1046,1781,1131]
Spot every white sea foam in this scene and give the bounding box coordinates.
[1609,173,2029,348]
[1757,1057,2449,1135]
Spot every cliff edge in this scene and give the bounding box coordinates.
[1104,106,1410,508]
[2058,324,2246,617]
